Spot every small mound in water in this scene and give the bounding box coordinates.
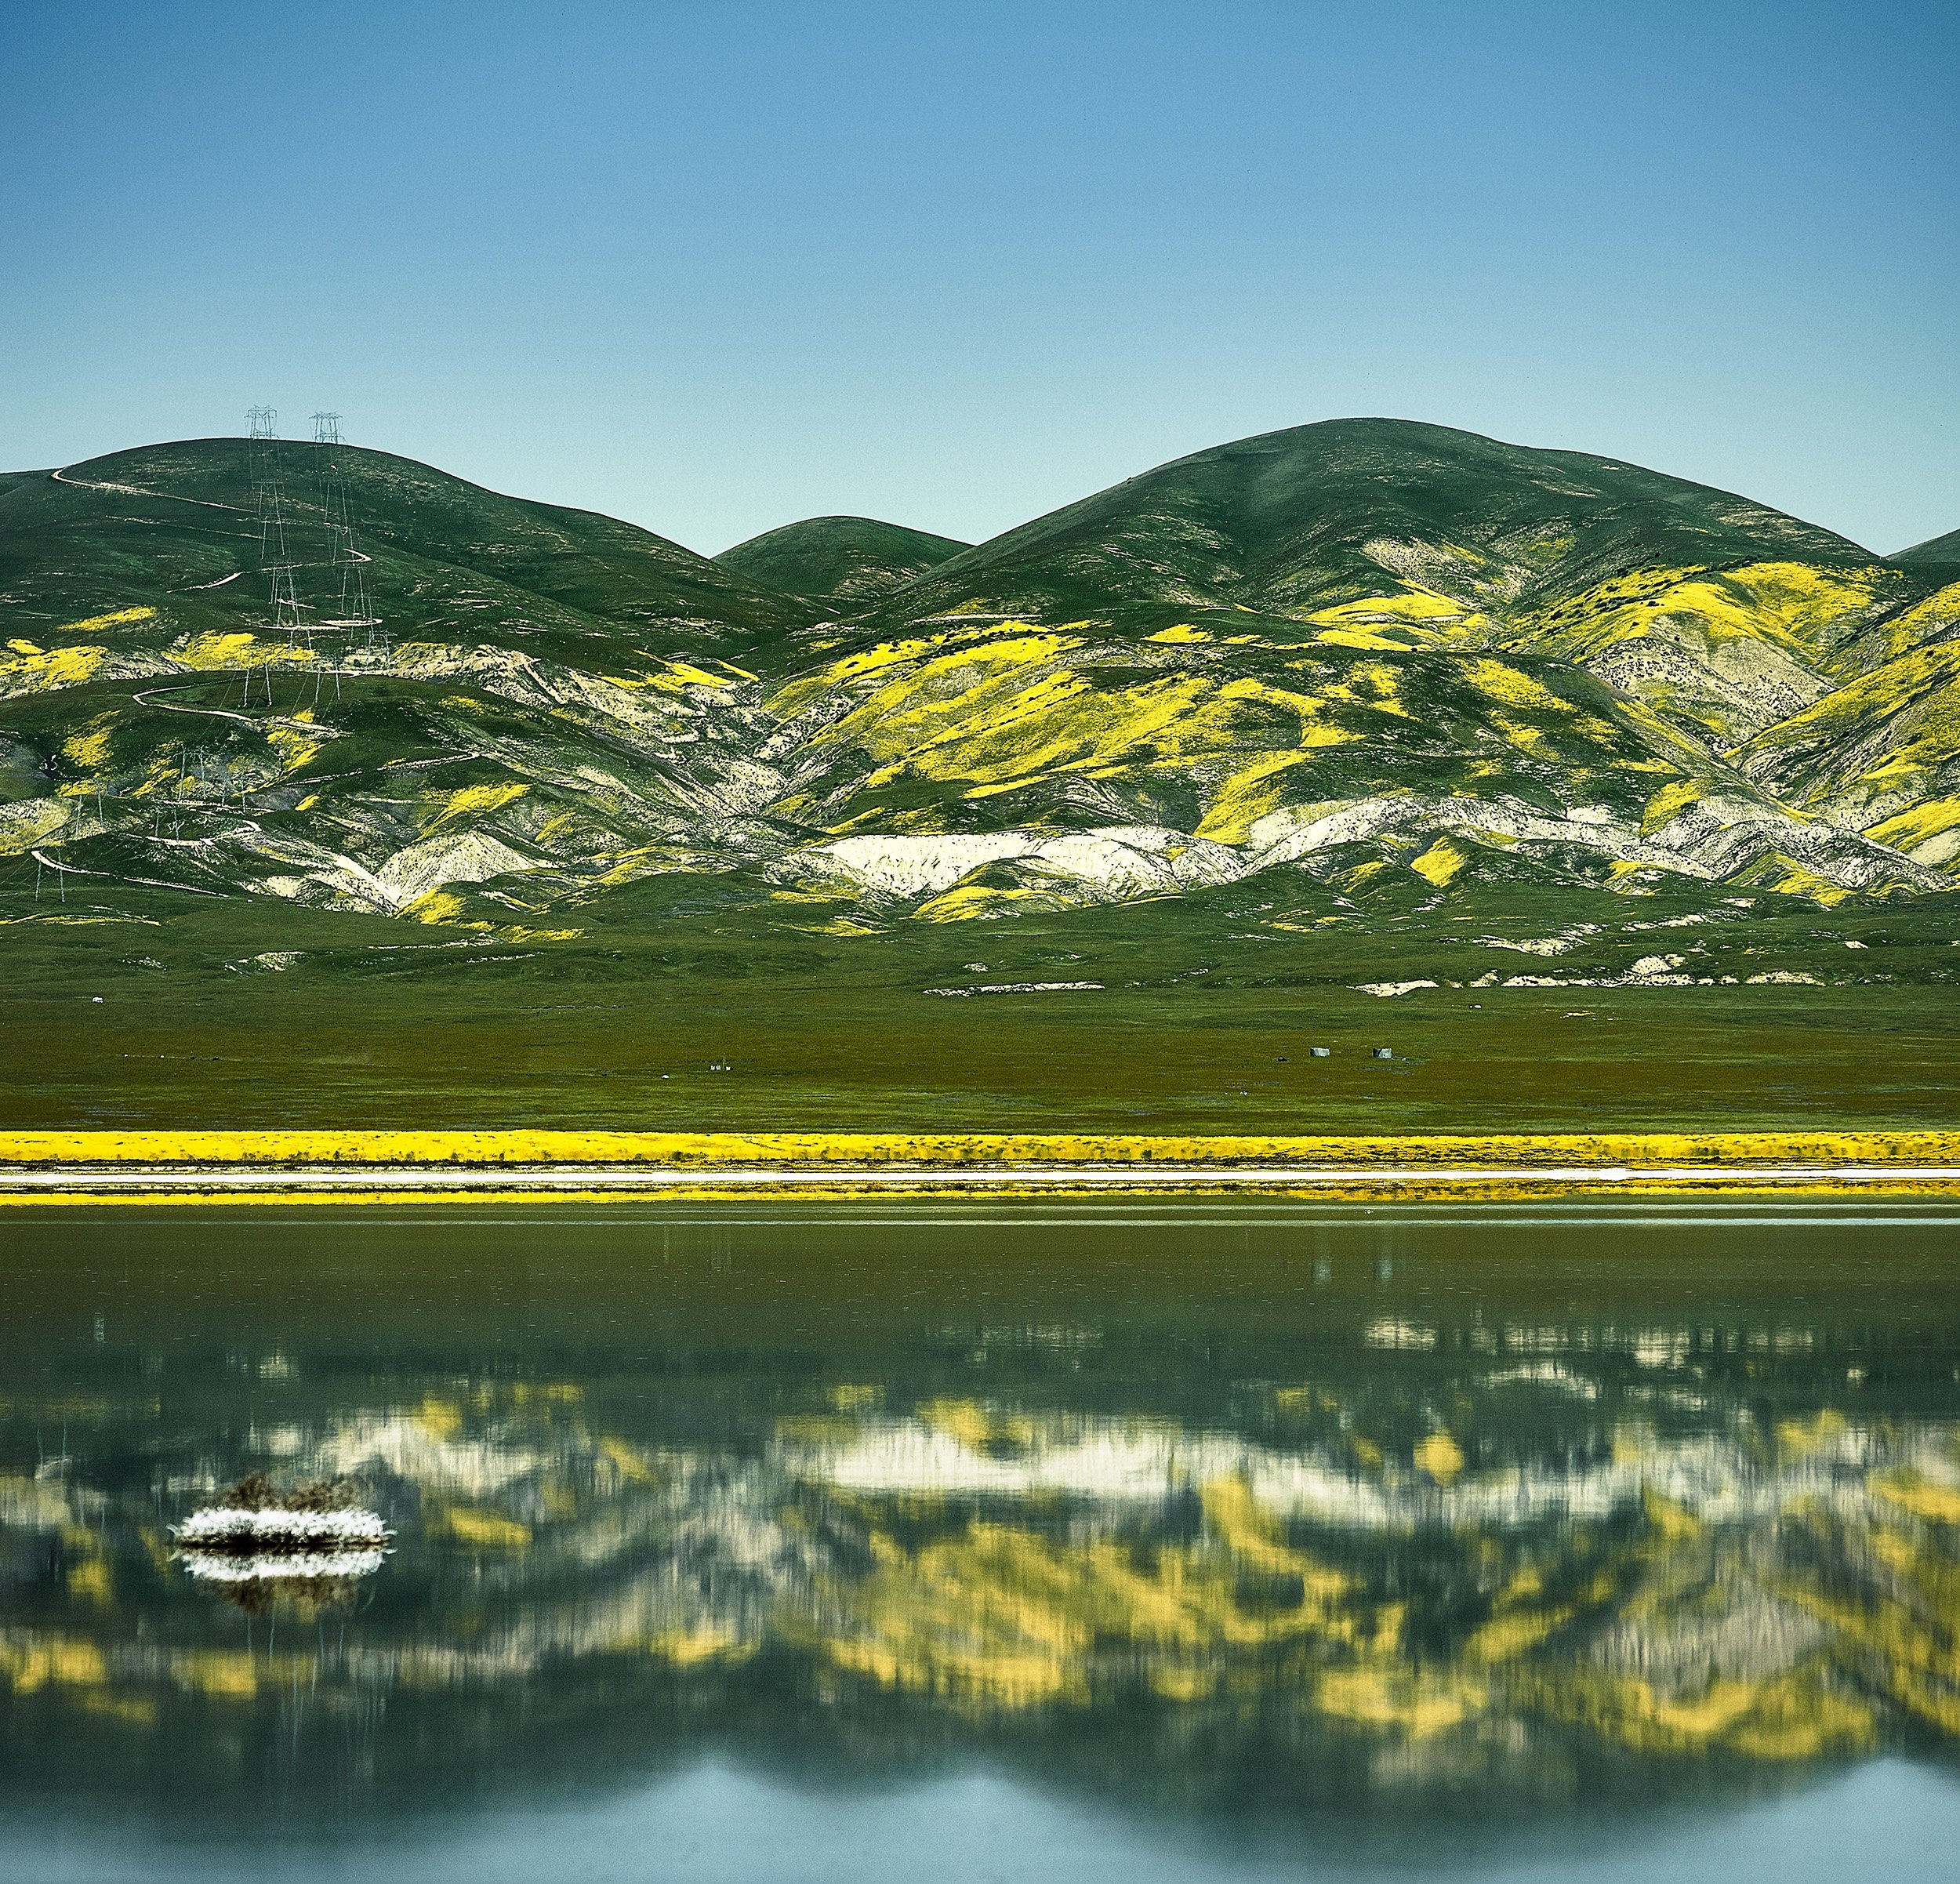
[174,1473,393,1609]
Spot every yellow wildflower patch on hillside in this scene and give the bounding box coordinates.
[1642,776,1708,834]
[767,623,1037,720]
[1410,837,1469,887]
[1305,583,1486,648]
[405,890,468,924]
[1316,625,1421,652]
[60,717,116,771]
[616,658,739,695]
[1515,562,1888,679]
[0,644,108,696]
[1318,585,1472,625]
[1322,660,1414,720]
[0,800,72,856]
[57,606,154,635]
[913,883,1044,922]
[424,780,530,832]
[813,633,1356,816]
[1792,648,1960,814]
[176,631,314,670]
[1865,797,1960,863]
[265,721,321,771]
[1876,579,1960,658]
[532,807,584,848]
[1719,562,1889,652]
[1462,659,1576,714]
[1756,860,1855,906]
[1192,744,1352,844]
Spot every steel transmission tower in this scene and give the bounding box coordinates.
[310,411,383,655]
[245,407,303,641]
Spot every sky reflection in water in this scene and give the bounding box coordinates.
[2,1203,1958,1879]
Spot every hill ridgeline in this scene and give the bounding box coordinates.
[3,418,1958,988]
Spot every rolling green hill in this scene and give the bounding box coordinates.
[858,420,1958,752]
[717,514,969,612]
[758,422,1960,922]
[1896,526,1960,564]
[871,418,1875,623]
[5,419,1960,1131]
[0,437,806,662]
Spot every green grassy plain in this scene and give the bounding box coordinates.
[6,871,1956,1135]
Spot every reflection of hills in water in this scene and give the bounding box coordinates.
[5,1278,1960,1827]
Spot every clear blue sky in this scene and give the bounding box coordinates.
[2,0,1955,556]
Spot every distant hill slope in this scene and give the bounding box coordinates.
[860,420,1957,756]
[876,419,1874,626]
[1896,527,1960,564]
[717,515,969,612]
[5,422,1960,976]
[0,438,806,662]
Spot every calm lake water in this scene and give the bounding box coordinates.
[3,1202,1959,1881]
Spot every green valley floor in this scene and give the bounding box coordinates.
[5,878,1957,1138]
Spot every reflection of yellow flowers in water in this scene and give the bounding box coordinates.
[1316,1667,1481,1739]
[648,1625,749,1668]
[0,1633,281,1713]
[1777,1409,1849,1456]
[1414,1432,1465,1484]
[1544,1665,1875,1762]
[1871,1468,1960,1525]
[808,1475,1379,1712]
[64,1557,114,1607]
[414,1394,467,1442]
[919,1398,995,1450]
[0,1636,109,1693]
[1779,1480,1960,1738]
[430,1502,532,1552]
[776,1407,1960,1768]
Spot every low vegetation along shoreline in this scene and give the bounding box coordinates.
[5,1129,1959,1203]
